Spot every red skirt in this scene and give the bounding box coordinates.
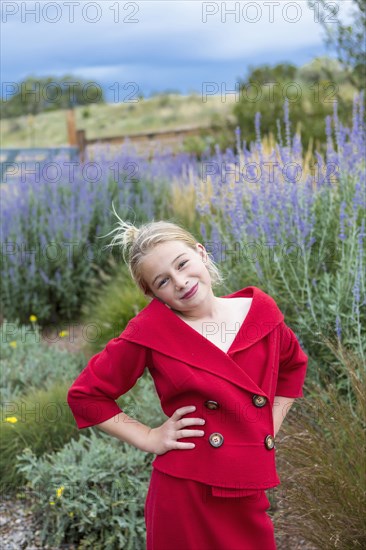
[144,468,277,550]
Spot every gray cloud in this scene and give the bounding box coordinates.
[1,0,352,98]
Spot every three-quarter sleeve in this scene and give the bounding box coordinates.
[67,337,148,429]
[275,322,308,398]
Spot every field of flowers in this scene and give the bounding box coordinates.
[1,93,365,548]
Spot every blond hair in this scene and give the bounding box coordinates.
[101,203,224,295]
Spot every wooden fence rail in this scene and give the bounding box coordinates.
[76,125,208,161]
[1,109,210,183]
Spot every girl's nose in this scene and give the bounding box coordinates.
[174,277,188,290]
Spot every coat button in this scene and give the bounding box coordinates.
[204,400,219,410]
[209,433,224,447]
[264,435,275,450]
[252,394,267,408]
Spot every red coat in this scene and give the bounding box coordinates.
[67,286,308,491]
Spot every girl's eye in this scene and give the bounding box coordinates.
[157,260,188,288]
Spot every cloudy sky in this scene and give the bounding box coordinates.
[1,1,355,101]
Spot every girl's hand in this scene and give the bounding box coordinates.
[145,406,205,455]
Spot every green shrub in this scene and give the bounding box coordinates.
[183,135,210,157]
[232,62,356,154]
[1,382,84,493]
[16,430,153,549]
[80,258,149,355]
[0,319,85,402]
[1,319,88,492]
[274,338,366,549]
[1,354,165,495]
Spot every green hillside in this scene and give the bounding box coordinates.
[0,94,236,148]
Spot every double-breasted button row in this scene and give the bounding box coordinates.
[206,396,268,409]
[252,394,267,408]
[208,433,275,450]
[204,400,222,446]
[203,398,273,451]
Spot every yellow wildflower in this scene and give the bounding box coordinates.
[59,330,68,338]
[49,501,55,506]
[56,485,65,498]
[9,341,17,348]
[69,512,74,517]
[5,416,18,423]
[29,314,37,322]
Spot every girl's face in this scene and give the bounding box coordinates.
[141,240,212,310]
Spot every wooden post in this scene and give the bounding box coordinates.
[76,129,86,163]
[66,109,77,146]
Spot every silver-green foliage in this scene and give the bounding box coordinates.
[0,319,85,402]
[16,430,153,549]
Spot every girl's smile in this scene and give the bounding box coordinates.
[181,282,199,300]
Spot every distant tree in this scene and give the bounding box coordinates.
[231,61,354,153]
[1,75,105,118]
[298,56,348,84]
[308,0,366,90]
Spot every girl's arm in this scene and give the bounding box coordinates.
[96,405,206,455]
[272,395,295,437]
[95,411,153,452]
[67,338,149,429]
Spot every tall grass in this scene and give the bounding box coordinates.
[274,338,365,549]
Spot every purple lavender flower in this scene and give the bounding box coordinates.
[339,201,347,241]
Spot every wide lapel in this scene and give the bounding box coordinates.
[221,286,284,355]
[121,286,284,397]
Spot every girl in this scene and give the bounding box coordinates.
[67,214,308,550]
